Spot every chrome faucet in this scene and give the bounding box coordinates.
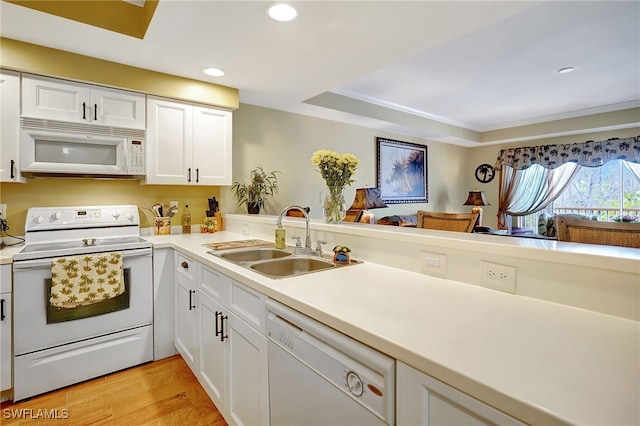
[277,205,312,252]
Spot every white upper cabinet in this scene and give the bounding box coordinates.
[21,74,146,129]
[0,70,26,182]
[146,96,232,186]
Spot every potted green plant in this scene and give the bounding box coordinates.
[231,166,280,214]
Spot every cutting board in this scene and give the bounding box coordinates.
[203,239,274,251]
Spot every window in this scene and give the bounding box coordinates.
[520,160,640,231]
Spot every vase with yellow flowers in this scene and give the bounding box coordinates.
[311,150,359,224]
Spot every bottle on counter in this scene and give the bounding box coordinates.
[182,203,192,234]
[275,224,286,249]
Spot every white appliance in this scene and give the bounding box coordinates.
[266,299,395,426]
[12,205,153,401]
[20,120,145,177]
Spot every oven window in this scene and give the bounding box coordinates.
[46,269,131,324]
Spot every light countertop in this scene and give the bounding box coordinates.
[145,231,640,426]
[0,243,24,265]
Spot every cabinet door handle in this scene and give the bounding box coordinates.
[196,168,199,183]
[181,261,189,269]
[220,314,229,341]
[188,168,191,182]
[10,159,15,179]
[215,311,222,337]
[1,298,5,321]
[82,102,87,120]
[188,289,195,310]
[94,103,98,121]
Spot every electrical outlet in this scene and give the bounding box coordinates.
[0,204,6,219]
[480,261,517,293]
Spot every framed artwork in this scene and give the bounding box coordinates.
[376,137,428,204]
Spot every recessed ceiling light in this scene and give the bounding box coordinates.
[557,67,575,74]
[203,67,225,77]
[267,3,298,22]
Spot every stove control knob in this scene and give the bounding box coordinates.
[112,210,121,219]
[34,215,45,224]
[125,212,134,221]
[346,371,364,397]
[51,211,62,221]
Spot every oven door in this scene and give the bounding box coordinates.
[13,248,152,355]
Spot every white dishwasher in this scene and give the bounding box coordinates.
[266,299,395,426]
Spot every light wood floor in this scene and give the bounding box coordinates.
[0,355,227,426]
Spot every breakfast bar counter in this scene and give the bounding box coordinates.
[145,230,640,426]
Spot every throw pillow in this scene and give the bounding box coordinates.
[538,212,550,236]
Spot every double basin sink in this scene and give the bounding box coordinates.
[209,247,358,279]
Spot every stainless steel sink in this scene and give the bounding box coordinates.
[249,256,335,278]
[218,248,292,263]
[209,246,360,279]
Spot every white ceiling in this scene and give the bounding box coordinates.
[1,0,639,146]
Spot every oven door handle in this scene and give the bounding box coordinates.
[13,248,152,270]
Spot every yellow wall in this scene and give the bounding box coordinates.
[0,38,239,109]
[0,180,220,235]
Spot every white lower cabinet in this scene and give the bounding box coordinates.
[198,290,226,410]
[174,252,269,426]
[226,312,269,426]
[174,253,198,372]
[0,264,12,395]
[153,248,177,360]
[396,362,524,426]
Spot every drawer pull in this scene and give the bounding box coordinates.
[0,298,4,321]
[181,261,189,269]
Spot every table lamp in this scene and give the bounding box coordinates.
[346,187,388,223]
[463,189,490,227]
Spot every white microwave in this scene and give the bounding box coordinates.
[20,128,145,177]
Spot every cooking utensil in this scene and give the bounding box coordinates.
[166,206,178,218]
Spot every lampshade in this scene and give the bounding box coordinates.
[349,187,388,210]
[463,190,490,207]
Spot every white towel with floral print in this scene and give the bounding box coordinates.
[50,252,124,308]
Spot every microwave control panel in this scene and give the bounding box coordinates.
[128,139,145,174]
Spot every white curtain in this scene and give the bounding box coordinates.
[624,160,640,182]
[497,163,581,229]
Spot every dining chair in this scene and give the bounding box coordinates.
[556,217,640,248]
[416,211,479,233]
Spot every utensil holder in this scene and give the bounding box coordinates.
[154,217,171,235]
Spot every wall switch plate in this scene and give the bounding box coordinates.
[0,204,6,219]
[480,261,517,293]
[420,251,447,276]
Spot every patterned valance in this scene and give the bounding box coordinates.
[494,136,640,170]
